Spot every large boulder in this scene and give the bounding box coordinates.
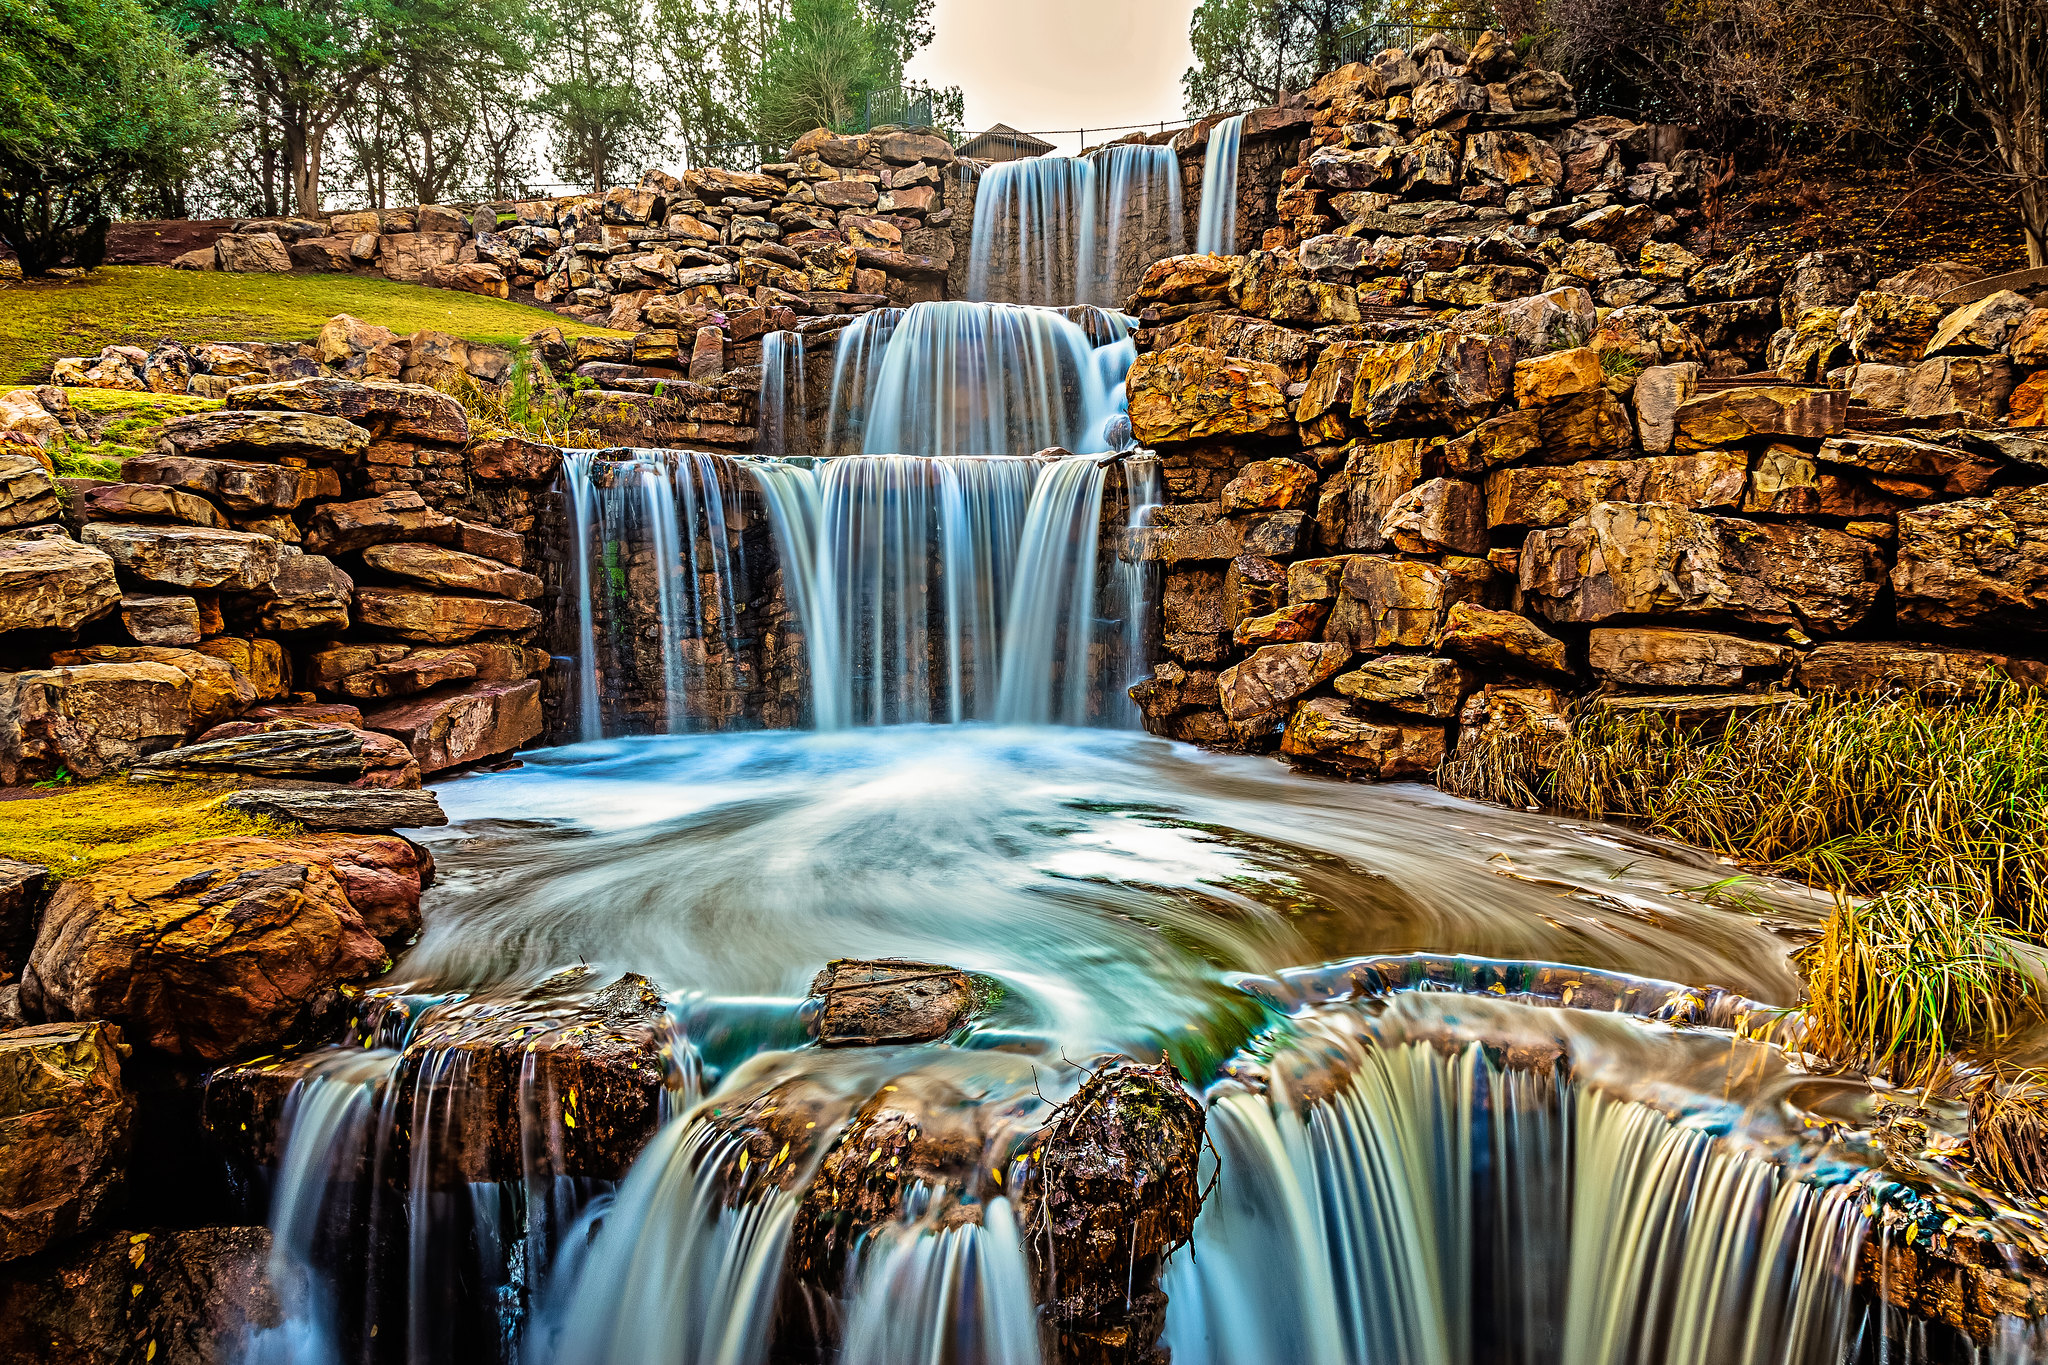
[1217,642,1353,722]
[74,482,228,529]
[361,678,542,772]
[230,377,469,445]
[1903,355,2016,420]
[0,1022,132,1262]
[1673,387,1846,448]
[1924,290,2035,356]
[1435,601,1569,674]
[1327,554,1495,649]
[1280,697,1447,778]
[155,410,370,461]
[1818,433,2001,496]
[252,548,353,633]
[1126,345,1293,444]
[1349,331,1514,432]
[0,662,192,784]
[303,490,456,555]
[1485,454,1745,529]
[1588,627,1793,687]
[117,455,323,514]
[808,958,984,1046]
[360,543,542,600]
[212,233,291,272]
[1893,486,2048,634]
[126,723,421,789]
[305,640,547,702]
[354,587,541,642]
[1796,641,2048,695]
[80,523,282,593]
[1332,654,1472,719]
[22,834,425,1062]
[47,645,256,730]
[0,531,120,634]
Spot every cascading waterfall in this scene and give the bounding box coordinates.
[820,300,1133,459]
[966,145,1184,307]
[991,457,1106,727]
[1194,113,1246,256]
[755,330,809,457]
[839,1200,1042,1365]
[556,448,748,738]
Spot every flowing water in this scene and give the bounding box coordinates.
[966,145,1184,307]
[1194,114,1246,257]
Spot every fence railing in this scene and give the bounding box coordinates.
[861,87,934,132]
[1331,15,1495,69]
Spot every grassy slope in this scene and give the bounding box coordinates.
[0,266,626,386]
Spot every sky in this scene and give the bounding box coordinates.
[904,0,1202,157]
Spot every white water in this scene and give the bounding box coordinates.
[1194,113,1246,256]
[755,330,809,457]
[966,144,1184,307]
[840,1198,1041,1365]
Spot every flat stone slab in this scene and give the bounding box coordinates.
[221,787,447,830]
[807,958,983,1046]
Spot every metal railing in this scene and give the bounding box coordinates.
[1331,15,1495,69]
[861,87,934,132]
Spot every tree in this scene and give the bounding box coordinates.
[533,0,665,194]
[753,0,888,145]
[0,0,226,272]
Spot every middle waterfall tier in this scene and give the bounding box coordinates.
[966,143,1186,307]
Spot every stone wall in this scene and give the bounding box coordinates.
[1119,31,2048,778]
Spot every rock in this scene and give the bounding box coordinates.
[1485,453,1745,528]
[355,587,540,643]
[0,859,47,978]
[1349,331,1514,432]
[75,482,228,529]
[360,543,541,601]
[1673,387,1846,448]
[1777,249,1871,328]
[212,233,291,272]
[1220,458,1317,513]
[219,786,446,830]
[361,678,542,772]
[1462,131,1561,186]
[1457,285,1597,359]
[1690,245,1791,302]
[1847,362,1912,411]
[1796,641,2048,695]
[0,532,120,634]
[126,725,421,789]
[424,261,509,298]
[80,523,281,592]
[0,451,57,529]
[1514,347,1604,406]
[47,644,255,729]
[1441,408,1542,473]
[119,454,322,514]
[1436,601,1569,674]
[1332,654,1472,718]
[1342,438,1429,551]
[1841,292,1945,365]
[190,637,285,700]
[0,1022,132,1262]
[1521,503,1880,635]
[468,435,562,484]
[1532,388,1634,457]
[1903,355,2015,420]
[155,410,370,461]
[305,640,545,701]
[1893,486,2048,634]
[1589,690,1807,729]
[1217,642,1353,722]
[379,231,463,282]
[1233,602,1328,647]
[252,548,353,634]
[1127,345,1293,444]
[2016,371,2048,428]
[1329,554,1496,650]
[1745,444,1821,514]
[1638,241,1702,281]
[0,1224,280,1364]
[1587,627,1792,687]
[807,958,983,1046]
[1280,697,1447,778]
[1382,477,1486,554]
[1818,433,2000,496]
[1877,259,1977,297]
[1925,290,2035,356]
[1450,684,1573,776]
[231,377,469,444]
[303,490,456,555]
[0,662,192,784]
[23,835,425,1061]
[2012,309,2048,367]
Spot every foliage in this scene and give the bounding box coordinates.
[442,348,601,445]
[1797,884,2037,1087]
[1183,0,1363,114]
[0,265,624,384]
[53,388,221,468]
[754,0,890,145]
[1971,1072,2048,1200]
[0,0,228,273]
[0,777,296,878]
[532,0,665,194]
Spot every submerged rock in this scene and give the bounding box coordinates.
[807,958,984,1046]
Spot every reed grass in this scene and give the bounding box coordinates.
[1971,1073,2048,1199]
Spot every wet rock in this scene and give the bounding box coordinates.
[0,1225,279,1365]
[127,724,420,790]
[48,645,255,730]
[1281,697,1447,778]
[1436,601,1569,674]
[0,1021,133,1262]
[807,958,984,1046]
[1902,355,2015,420]
[1333,654,1472,719]
[0,662,192,784]
[1328,554,1495,650]
[231,378,469,445]
[1013,1060,1204,1365]
[219,787,447,830]
[0,531,120,634]
[75,482,228,529]
[1673,387,1846,448]
[361,678,542,772]
[1126,345,1293,445]
[1588,627,1793,687]
[1217,642,1353,721]
[1795,641,2048,695]
[80,523,282,593]
[303,491,456,556]
[354,587,540,642]
[23,835,425,1061]
[155,410,369,462]
[1220,458,1316,513]
[1893,486,2048,634]
[1349,331,1513,432]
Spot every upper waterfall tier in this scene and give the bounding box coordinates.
[1194,113,1246,256]
[966,144,1185,308]
[818,300,1136,459]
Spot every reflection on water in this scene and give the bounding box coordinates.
[411,727,1825,1056]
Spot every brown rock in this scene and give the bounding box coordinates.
[808,958,982,1046]
[23,835,423,1061]
[378,230,463,282]
[0,1022,132,1262]
[355,587,540,643]
[126,724,420,790]
[1129,254,1237,306]
[1486,453,1746,528]
[1127,345,1293,445]
[80,523,281,592]
[1349,331,1513,432]
[0,662,191,783]
[1440,409,1541,474]
[1342,438,1432,551]
[155,410,370,461]
[1674,387,1846,448]
[212,233,291,272]
[1632,363,1700,454]
[361,543,541,600]
[47,644,255,729]
[1286,555,1354,603]
[1795,641,2048,695]
[1841,291,1945,365]
[1221,458,1317,512]
[1744,445,1820,515]
[190,636,285,700]
[2014,371,2048,428]
[304,490,456,555]
[1533,388,1634,458]
[1234,602,1328,647]
[1818,433,2001,497]
[1332,654,1472,718]
[1588,627,1792,687]
[361,677,540,772]
[1450,684,1572,773]
[1513,347,1604,406]
[119,454,321,514]
[219,786,446,830]
[1223,554,1287,626]
[468,435,562,484]
[1217,642,1354,721]
[1893,486,2048,634]
[231,377,470,444]
[1328,555,1494,649]
[0,451,57,530]
[1280,697,1446,778]
[1925,290,2035,356]
[0,531,120,634]
[77,481,227,528]
[1902,356,2016,420]
[1436,601,1569,674]
[1382,477,1486,554]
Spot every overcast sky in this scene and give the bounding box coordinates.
[904,0,1201,156]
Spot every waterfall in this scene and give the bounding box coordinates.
[557,449,749,738]
[840,1199,1043,1365]
[820,301,1133,459]
[1194,113,1246,256]
[1109,454,1163,730]
[966,145,1184,307]
[755,331,809,456]
[743,453,1161,729]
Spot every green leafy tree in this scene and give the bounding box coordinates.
[533,0,665,193]
[0,0,226,272]
[753,0,887,144]
[1182,0,1366,114]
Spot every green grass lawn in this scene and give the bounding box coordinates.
[0,266,626,386]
